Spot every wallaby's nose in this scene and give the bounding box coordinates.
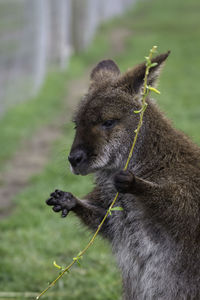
[68,149,87,168]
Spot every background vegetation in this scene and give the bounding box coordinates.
[0,0,200,298]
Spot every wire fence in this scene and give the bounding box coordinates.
[0,0,135,116]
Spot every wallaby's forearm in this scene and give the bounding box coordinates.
[114,170,195,235]
[46,188,109,235]
[114,170,168,197]
[72,197,108,232]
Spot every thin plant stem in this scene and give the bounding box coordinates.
[36,45,158,300]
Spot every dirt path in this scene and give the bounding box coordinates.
[0,26,131,218]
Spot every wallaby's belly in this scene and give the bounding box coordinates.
[109,207,200,300]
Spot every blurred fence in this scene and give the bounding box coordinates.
[0,0,135,116]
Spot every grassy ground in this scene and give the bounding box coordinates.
[0,72,67,169]
[0,0,200,299]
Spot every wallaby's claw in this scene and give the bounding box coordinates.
[46,190,77,218]
[114,170,135,194]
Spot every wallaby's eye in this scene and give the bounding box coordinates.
[102,120,117,129]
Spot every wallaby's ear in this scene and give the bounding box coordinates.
[90,59,120,81]
[119,51,170,94]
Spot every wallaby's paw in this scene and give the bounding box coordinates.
[114,170,135,193]
[46,190,77,218]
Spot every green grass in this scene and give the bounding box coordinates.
[0,71,67,169]
[1,0,200,299]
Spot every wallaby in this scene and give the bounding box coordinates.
[46,52,200,300]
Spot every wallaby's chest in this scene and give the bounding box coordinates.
[104,193,176,299]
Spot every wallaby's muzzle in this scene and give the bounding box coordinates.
[68,148,88,175]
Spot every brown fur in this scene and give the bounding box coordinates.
[47,53,200,299]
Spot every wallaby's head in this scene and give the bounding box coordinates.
[69,52,170,175]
